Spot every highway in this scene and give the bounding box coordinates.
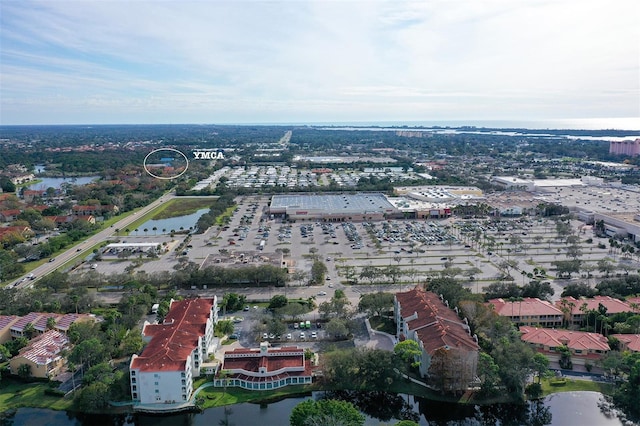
[10,192,175,289]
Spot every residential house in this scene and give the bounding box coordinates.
[520,326,610,367]
[611,334,640,352]
[0,315,19,344]
[22,190,45,203]
[72,204,119,217]
[213,342,313,391]
[395,287,480,393]
[0,226,34,240]
[557,296,633,327]
[129,297,218,406]
[0,209,21,222]
[9,330,69,379]
[487,298,563,327]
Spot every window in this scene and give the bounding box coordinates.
[131,371,136,376]
[155,389,159,393]
[182,379,186,385]
[131,378,136,383]
[154,381,159,386]
[181,372,185,378]
[575,349,582,354]
[132,393,138,399]
[132,385,137,391]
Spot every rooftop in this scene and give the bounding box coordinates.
[488,298,563,317]
[396,287,479,354]
[520,326,610,352]
[131,298,215,372]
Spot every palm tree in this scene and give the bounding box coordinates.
[152,226,158,235]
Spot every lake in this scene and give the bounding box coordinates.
[23,176,101,191]
[5,391,634,426]
[128,208,209,236]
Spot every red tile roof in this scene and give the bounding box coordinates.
[520,326,610,352]
[611,334,640,352]
[558,296,632,315]
[396,288,479,354]
[221,346,312,380]
[131,298,214,372]
[489,298,562,317]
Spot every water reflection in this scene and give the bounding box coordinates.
[324,390,419,423]
[7,391,631,426]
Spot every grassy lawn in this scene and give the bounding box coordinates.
[369,316,396,335]
[0,379,73,412]
[153,198,214,220]
[539,377,613,397]
[197,385,314,409]
[215,205,236,226]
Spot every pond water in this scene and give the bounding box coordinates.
[5,391,633,426]
[128,208,209,236]
[23,176,101,191]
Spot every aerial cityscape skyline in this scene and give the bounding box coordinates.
[1,0,638,126]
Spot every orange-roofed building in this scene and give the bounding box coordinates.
[213,342,312,391]
[487,298,563,328]
[611,334,640,352]
[129,297,218,406]
[557,296,633,327]
[520,326,610,367]
[395,287,479,392]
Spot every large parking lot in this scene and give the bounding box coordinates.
[84,195,639,302]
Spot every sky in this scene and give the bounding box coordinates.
[1,0,639,127]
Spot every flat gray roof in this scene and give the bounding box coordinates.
[270,193,396,214]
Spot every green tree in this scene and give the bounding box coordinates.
[394,340,421,379]
[326,318,349,339]
[358,292,394,317]
[268,294,288,310]
[290,398,365,426]
[215,319,235,337]
[121,331,144,356]
[310,260,328,284]
[531,352,550,383]
[75,381,111,412]
[477,352,500,396]
[17,363,32,379]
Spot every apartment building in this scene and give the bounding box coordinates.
[395,287,480,393]
[129,297,218,406]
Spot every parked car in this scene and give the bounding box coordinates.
[300,332,305,340]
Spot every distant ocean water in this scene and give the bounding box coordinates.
[284,117,640,131]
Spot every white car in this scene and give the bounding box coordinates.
[300,332,305,340]
[262,333,268,340]
[317,291,327,296]
[286,333,292,340]
[311,331,318,339]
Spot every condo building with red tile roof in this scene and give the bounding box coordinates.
[487,298,563,327]
[519,326,610,367]
[557,296,634,327]
[129,297,218,405]
[213,342,313,390]
[611,334,640,352]
[394,287,479,392]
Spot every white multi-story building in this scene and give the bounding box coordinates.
[129,297,218,406]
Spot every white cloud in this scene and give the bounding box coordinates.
[1,0,638,125]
